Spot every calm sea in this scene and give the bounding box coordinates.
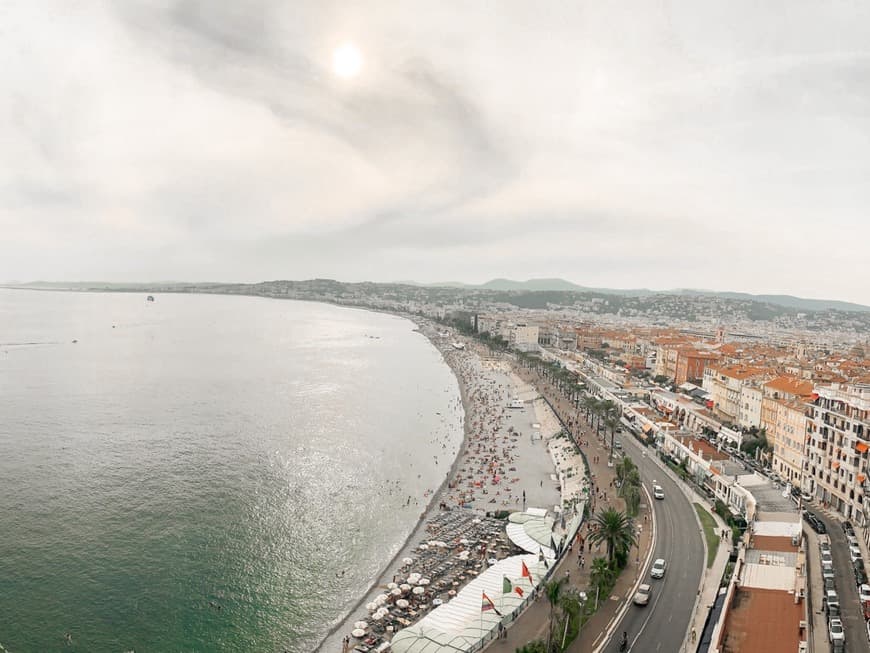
[0,289,462,652]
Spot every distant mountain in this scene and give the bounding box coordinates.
[672,289,870,313]
[477,278,589,292]
[406,278,870,313]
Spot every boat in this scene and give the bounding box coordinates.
[508,398,524,409]
[146,295,155,302]
[451,342,465,350]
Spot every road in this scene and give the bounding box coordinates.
[601,434,705,653]
[815,512,866,652]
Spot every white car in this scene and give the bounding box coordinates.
[849,546,863,562]
[650,559,666,579]
[859,583,870,603]
[633,583,651,606]
[820,550,833,565]
[653,485,665,500]
[828,617,845,642]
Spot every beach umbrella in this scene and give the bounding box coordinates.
[391,588,402,597]
[354,621,368,630]
[413,586,425,595]
[365,602,376,611]
[352,629,366,638]
[418,544,429,550]
[371,612,384,621]
[387,582,398,590]
[375,594,389,605]
[427,540,439,547]
[396,599,409,609]
[402,557,414,565]
[419,578,430,586]
[400,583,411,591]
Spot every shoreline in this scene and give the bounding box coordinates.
[313,318,476,652]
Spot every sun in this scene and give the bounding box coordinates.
[332,43,363,79]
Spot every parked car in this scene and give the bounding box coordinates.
[854,564,867,586]
[822,562,835,583]
[823,577,836,592]
[824,590,839,612]
[821,550,834,565]
[633,584,651,606]
[842,521,855,536]
[828,617,845,643]
[831,640,845,653]
[858,583,870,603]
[651,559,666,579]
[849,546,863,563]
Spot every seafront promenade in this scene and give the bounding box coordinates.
[485,364,654,652]
[318,325,575,652]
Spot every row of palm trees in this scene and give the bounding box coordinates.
[515,352,625,460]
[519,507,639,653]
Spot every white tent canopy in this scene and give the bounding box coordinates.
[391,554,548,653]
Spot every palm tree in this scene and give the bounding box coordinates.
[589,557,613,608]
[621,474,641,517]
[543,577,566,652]
[589,508,638,563]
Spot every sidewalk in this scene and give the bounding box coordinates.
[485,367,655,652]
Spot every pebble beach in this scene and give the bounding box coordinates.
[317,323,586,653]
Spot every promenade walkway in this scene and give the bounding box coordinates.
[485,366,654,652]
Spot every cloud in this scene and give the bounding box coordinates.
[1,0,869,303]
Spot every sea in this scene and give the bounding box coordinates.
[0,289,463,653]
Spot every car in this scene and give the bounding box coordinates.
[824,590,839,614]
[823,577,836,592]
[614,440,623,449]
[828,617,845,642]
[822,563,835,583]
[827,603,841,620]
[650,559,666,579]
[842,521,855,536]
[633,583,651,606]
[849,546,863,563]
[831,640,845,653]
[653,485,665,500]
[859,584,870,603]
[854,565,867,586]
[821,550,833,565]
[801,491,813,502]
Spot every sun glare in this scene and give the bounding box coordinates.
[332,43,363,79]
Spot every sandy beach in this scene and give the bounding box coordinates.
[315,323,577,652]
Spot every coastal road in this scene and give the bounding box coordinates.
[600,435,705,653]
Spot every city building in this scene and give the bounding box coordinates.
[804,382,870,527]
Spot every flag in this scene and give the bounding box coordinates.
[482,592,502,615]
[522,560,534,583]
[538,548,549,569]
[503,576,524,597]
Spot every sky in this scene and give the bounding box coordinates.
[2,1,869,303]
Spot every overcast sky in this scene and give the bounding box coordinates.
[2,1,869,303]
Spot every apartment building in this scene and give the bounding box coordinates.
[674,348,721,386]
[509,324,540,352]
[770,399,809,485]
[737,385,763,430]
[703,365,771,425]
[804,383,870,526]
[759,376,815,434]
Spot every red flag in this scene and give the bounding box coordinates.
[481,592,502,616]
[514,586,524,597]
[521,561,533,584]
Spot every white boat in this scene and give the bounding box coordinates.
[451,342,465,350]
[508,398,524,409]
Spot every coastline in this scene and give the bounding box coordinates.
[313,318,475,652]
